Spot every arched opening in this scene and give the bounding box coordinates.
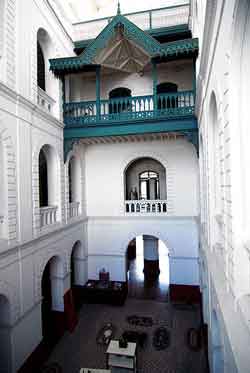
[39,147,48,207]
[0,294,12,373]
[157,82,178,109]
[41,256,64,343]
[211,310,224,373]
[37,40,46,91]
[37,28,52,94]
[209,92,220,212]
[38,144,59,226]
[70,241,85,311]
[68,156,81,218]
[126,235,169,301]
[125,158,166,212]
[109,87,132,114]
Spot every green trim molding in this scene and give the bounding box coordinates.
[50,13,198,76]
[63,119,198,161]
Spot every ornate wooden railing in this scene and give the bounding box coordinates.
[64,91,194,126]
[125,200,168,214]
[40,206,58,227]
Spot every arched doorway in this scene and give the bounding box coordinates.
[41,256,64,344]
[109,87,132,114]
[126,235,169,301]
[70,241,85,311]
[157,82,178,109]
[0,294,12,373]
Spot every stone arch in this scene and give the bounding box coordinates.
[35,248,67,303]
[32,25,61,116]
[0,123,17,243]
[125,157,166,201]
[41,254,65,312]
[122,229,174,257]
[122,151,173,209]
[70,240,86,287]
[32,142,62,234]
[36,28,55,97]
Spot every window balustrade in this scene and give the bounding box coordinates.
[40,206,58,227]
[64,91,194,126]
[69,201,80,219]
[37,87,55,113]
[125,200,168,214]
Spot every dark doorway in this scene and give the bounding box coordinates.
[109,87,132,114]
[41,261,53,342]
[127,236,169,302]
[157,82,178,110]
[39,148,48,207]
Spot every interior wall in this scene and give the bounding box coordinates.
[68,59,194,102]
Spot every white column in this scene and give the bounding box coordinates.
[143,235,159,261]
[74,257,88,286]
[51,274,65,312]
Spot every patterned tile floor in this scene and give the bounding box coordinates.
[46,298,208,373]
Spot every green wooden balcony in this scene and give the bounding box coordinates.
[64,90,195,127]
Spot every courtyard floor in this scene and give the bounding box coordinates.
[45,297,208,373]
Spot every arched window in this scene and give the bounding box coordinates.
[68,157,73,204]
[37,41,46,91]
[209,92,220,211]
[125,157,166,200]
[139,171,159,200]
[157,82,178,109]
[68,155,81,218]
[109,87,132,114]
[39,148,48,207]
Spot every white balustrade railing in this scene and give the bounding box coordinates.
[69,201,80,219]
[73,3,190,41]
[37,87,55,113]
[40,206,58,228]
[125,200,168,214]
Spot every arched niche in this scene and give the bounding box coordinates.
[37,28,54,95]
[70,240,86,287]
[0,294,12,373]
[209,92,221,212]
[125,157,166,200]
[68,155,81,217]
[41,255,64,340]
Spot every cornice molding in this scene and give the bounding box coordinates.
[0,81,64,130]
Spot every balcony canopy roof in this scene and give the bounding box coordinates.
[50,11,198,76]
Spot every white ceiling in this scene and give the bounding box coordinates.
[62,0,188,22]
